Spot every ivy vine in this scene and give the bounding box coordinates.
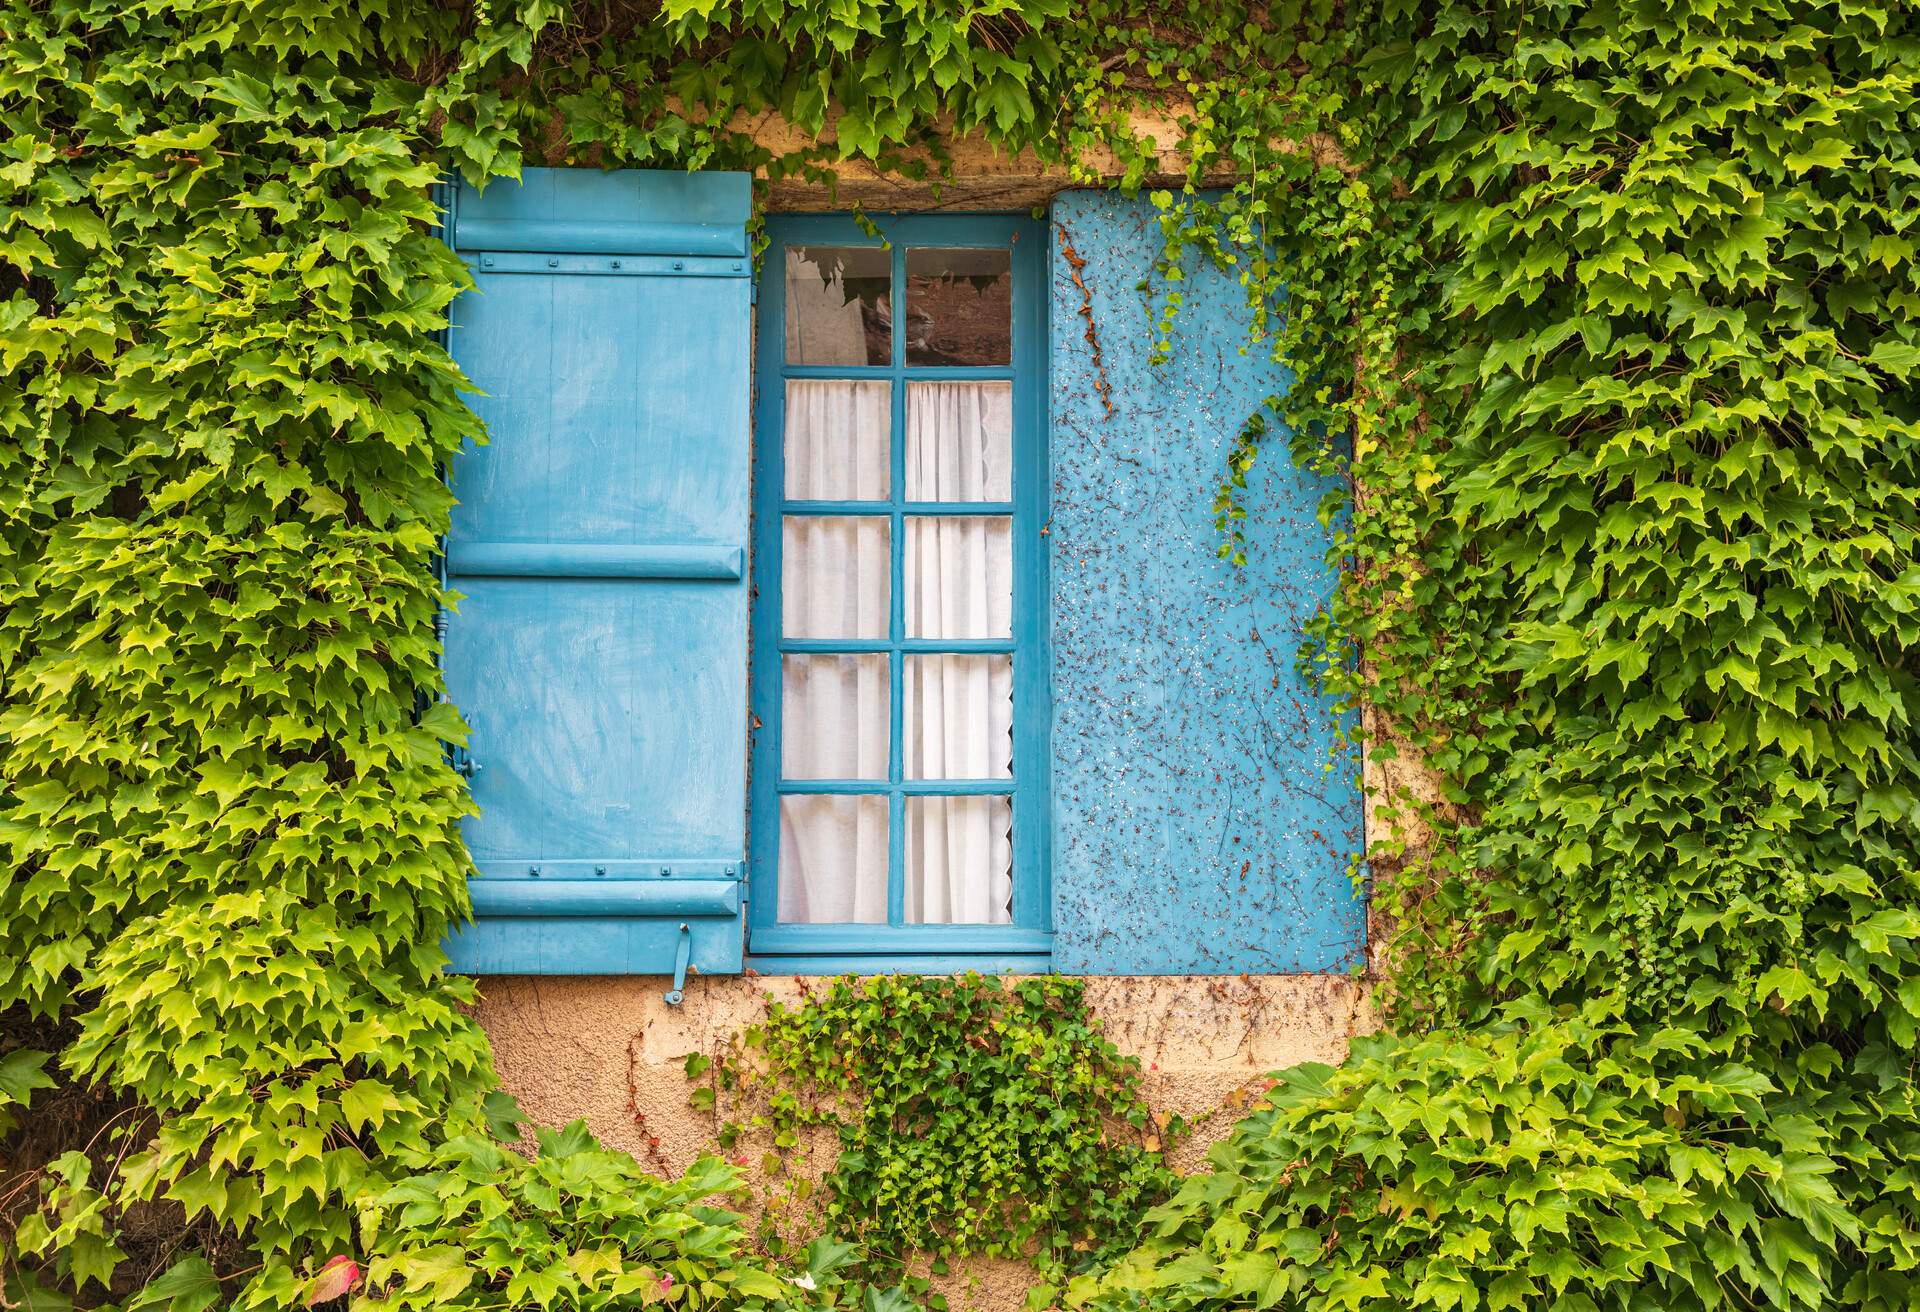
[1072,4,1920,1312]
[1,2,1916,1312]
[691,976,1178,1284]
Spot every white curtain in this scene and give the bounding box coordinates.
[784,379,889,500]
[777,380,1014,926]
[778,381,890,922]
[906,380,1011,501]
[778,794,888,923]
[902,382,1014,924]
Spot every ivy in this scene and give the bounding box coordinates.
[697,976,1178,1283]
[2,1,1918,1311]
[1070,2,1920,1312]
[0,2,795,1308]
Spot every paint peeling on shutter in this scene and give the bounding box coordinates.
[440,169,752,990]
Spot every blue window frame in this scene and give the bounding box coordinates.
[749,213,1051,971]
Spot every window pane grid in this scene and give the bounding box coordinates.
[768,228,1026,934]
[887,236,908,925]
[887,238,910,933]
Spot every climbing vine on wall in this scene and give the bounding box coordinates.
[1,1,1917,1311]
[691,976,1179,1283]
[1070,4,1920,1312]
[0,3,1334,1307]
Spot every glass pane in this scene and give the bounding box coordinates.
[905,248,1011,366]
[785,246,891,366]
[904,655,1012,780]
[906,381,1011,502]
[904,516,1011,639]
[905,795,1012,924]
[782,655,889,780]
[785,380,891,501]
[778,795,888,923]
[783,516,890,639]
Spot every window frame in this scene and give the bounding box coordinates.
[748,212,1052,971]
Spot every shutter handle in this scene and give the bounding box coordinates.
[665,923,692,1006]
[450,745,481,779]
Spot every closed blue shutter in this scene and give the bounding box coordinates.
[1047,190,1366,974]
[440,169,752,986]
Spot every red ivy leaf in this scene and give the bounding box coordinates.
[304,1256,361,1306]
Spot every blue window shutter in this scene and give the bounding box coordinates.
[1047,190,1366,975]
[439,168,752,982]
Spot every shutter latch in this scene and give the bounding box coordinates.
[665,923,692,1005]
[450,744,481,779]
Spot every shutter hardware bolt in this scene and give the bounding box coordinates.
[527,865,541,877]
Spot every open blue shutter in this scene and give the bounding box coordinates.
[440,169,752,985]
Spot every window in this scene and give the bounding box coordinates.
[748,215,1052,968]
[441,169,1366,986]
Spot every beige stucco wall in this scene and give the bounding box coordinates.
[752,106,1201,211]
[474,972,1374,1307]
[724,103,1345,211]
[477,973,1372,1175]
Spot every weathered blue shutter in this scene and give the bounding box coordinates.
[1047,190,1366,974]
[440,169,752,988]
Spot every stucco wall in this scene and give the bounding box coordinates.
[474,973,1373,1307]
